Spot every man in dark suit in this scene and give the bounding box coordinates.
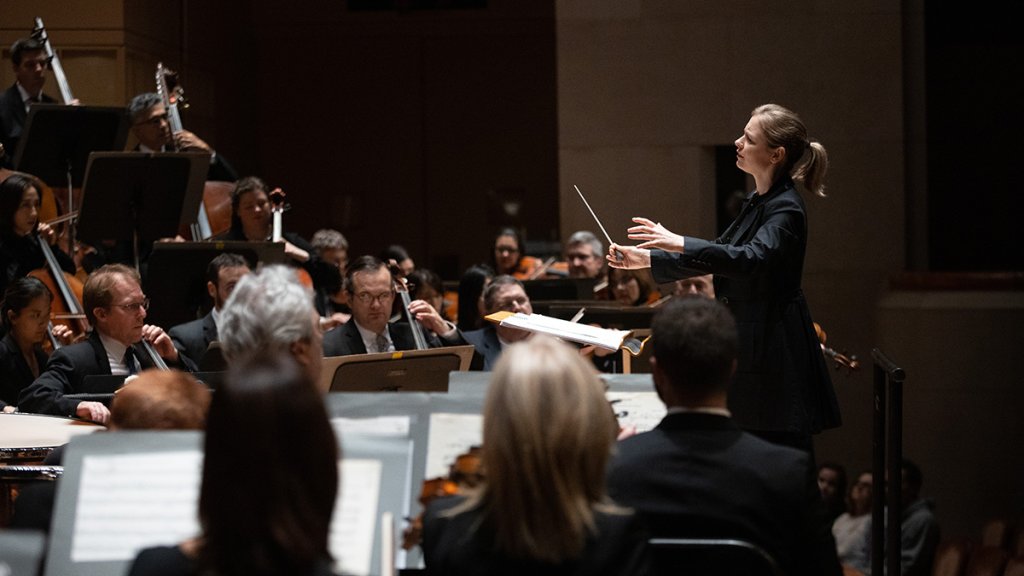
[322,256,464,357]
[168,253,250,367]
[126,92,237,183]
[18,264,196,424]
[606,297,840,576]
[0,38,58,168]
[463,275,533,371]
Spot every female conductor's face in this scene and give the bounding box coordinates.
[734,115,777,177]
[13,186,41,237]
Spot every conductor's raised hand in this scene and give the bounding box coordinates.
[627,217,686,253]
[607,243,650,270]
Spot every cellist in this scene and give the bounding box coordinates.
[0,173,76,300]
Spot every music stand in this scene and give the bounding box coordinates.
[522,277,597,301]
[14,104,129,250]
[547,304,657,330]
[144,241,287,328]
[322,345,476,394]
[76,152,209,270]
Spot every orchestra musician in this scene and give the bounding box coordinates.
[310,228,351,330]
[672,273,715,299]
[608,103,841,453]
[463,275,533,371]
[0,277,73,412]
[421,336,650,575]
[566,230,607,281]
[18,264,197,424]
[0,173,76,299]
[127,92,238,182]
[168,253,250,367]
[217,265,324,384]
[212,176,330,289]
[0,38,58,169]
[321,256,465,357]
[491,227,544,279]
[607,267,660,306]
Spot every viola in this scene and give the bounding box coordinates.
[402,446,483,550]
[813,322,859,373]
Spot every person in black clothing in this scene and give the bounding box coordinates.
[0,277,72,411]
[128,354,342,576]
[0,173,76,300]
[0,38,59,168]
[609,103,840,452]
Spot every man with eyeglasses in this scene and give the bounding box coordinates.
[19,264,196,423]
[463,275,533,371]
[322,255,464,357]
[0,37,58,169]
[565,230,607,280]
[126,92,237,183]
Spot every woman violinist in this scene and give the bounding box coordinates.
[0,277,72,412]
[609,103,841,453]
[0,173,76,301]
[491,228,545,280]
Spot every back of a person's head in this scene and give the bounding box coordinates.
[651,297,738,399]
[199,354,338,576]
[109,370,209,430]
[476,336,618,563]
[218,265,314,362]
[456,264,494,331]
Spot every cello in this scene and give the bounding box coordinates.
[27,231,89,345]
[388,262,429,351]
[155,63,233,240]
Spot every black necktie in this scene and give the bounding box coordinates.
[123,347,138,375]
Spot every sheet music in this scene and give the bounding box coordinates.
[70,451,202,562]
[606,391,666,433]
[331,459,383,576]
[331,416,411,438]
[424,413,483,479]
[498,312,630,350]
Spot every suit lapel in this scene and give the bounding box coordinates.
[344,322,368,354]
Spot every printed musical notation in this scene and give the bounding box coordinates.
[424,413,482,479]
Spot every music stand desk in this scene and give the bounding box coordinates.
[322,345,475,394]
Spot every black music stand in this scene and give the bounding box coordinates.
[522,277,597,301]
[322,345,476,394]
[76,152,209,270]
[144,241,287,328]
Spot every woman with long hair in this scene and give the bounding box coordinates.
[128,354,341,576]
[422,336,649,575]
[0,276,70,411]
[0,173,76,298]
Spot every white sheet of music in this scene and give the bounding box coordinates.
[331,415,411,438]
[331,459,382,576]
[606,391,666,433]
[69,450,202,562]
[424,413,482,479]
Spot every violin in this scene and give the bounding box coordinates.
[814,322,859,372]
[156,63,233,240]
[402,446,483,550]
[388,262,429,350]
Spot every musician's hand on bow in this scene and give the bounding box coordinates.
[627,217,686,253]
[38,222,58,245]
[76,401,110,424]
[607,243,651,270]
[408,299,451,336]
[51,323,74,346]
[282,240,310,263]
[142,324,179,362]
[174,130,212,153]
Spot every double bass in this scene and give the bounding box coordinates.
[155,63,233,240]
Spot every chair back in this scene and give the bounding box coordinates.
[648,538,784,576]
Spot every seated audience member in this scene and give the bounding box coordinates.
[818,461,848,523]
[408,268,448,321]
[0,277,73,412]
[310,228,351,328]
[422,336,650,575]
[463,275,532,371]
[168,253,250,367]
[18,264,196,423]
[381,244,415,276]
[608,268,660,306]
[217,264,323,384]
[128,354,341,576]
[455,265,493,332]
[833,470,872,567]
[10,369,210,531]
[848,459,939,576]
[127,92,238,182]
[322,256,463,357]
[671,273,715,299]
[606,298,840,576]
